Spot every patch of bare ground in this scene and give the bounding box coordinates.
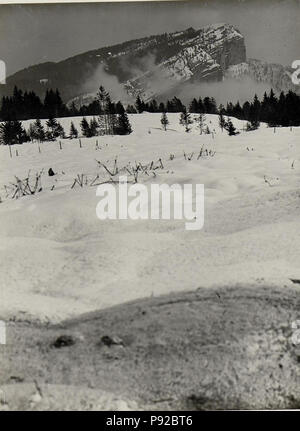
[1,284,299,410]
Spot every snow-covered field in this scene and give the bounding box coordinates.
[1,113,300,323]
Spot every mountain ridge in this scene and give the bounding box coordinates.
[1,23,298,105]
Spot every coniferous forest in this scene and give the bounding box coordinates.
[1,85,300,146]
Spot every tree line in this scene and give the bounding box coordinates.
[136,90,300,128]
[2,84,299,128]
[223,89,300,127]
[0,86,132,147]
[0,87,68,121]
[1,84,300,146]
[0,86,134,121]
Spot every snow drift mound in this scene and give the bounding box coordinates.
[1,285,300,410]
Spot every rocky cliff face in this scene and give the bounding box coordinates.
[124,23,246,101]
[225,59,299,95]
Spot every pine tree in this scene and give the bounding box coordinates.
[246,119,260,131]
[97,86,109,133]
[0,119,26,146]
[126,104,137,114]
[189,98,199,113]
[115,101,125,115]
[249,94,261,122]
[203,97,214,113]
[69,121,78,139]
[44,89,65,118]
[117,111,132,135]
[36,119,45,141]
[210,97,217,114]
[44,89,56,118]
[97,86,116,134]
[224,119,237,136]
[278,92,289,126]
[28,123,36,142]
[80,117,90,137]
[242,101,251,119]
[89,117,99,136]
[167,97,184,113]
[158,102,166,113]
[46,116,64,140]
[233,101,243,119]
[0,121,13,146]
[56,123,65,139]
[20,128,30,143]
[226,102,234,116]
[179,107,193,132]
[135,96,145,114]
[69,102,78,117]
[54,89,65,117]
[195,113,206,135]
[12,87,24,119]
[29,119,45,142]
[266,89,279,126]
[46,116,57,132]
[160,112,169,131]
[198,97,205,113]
[149,99,158,113]
[218,107,226,132]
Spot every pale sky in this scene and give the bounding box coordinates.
[0,0,299,76]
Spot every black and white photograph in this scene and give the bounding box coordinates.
[0,0,299,413]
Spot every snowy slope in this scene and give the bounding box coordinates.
[0,113,300,323]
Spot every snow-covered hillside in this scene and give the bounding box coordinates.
[0,113,300,323]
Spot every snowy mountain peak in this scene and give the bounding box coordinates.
[2,23,298,105]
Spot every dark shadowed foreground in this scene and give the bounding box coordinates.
[1,285,300,410]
